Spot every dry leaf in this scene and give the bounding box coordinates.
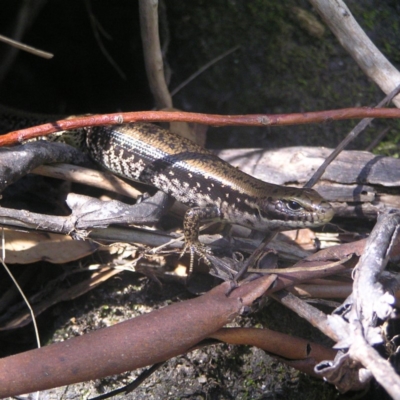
[2,229,97,264]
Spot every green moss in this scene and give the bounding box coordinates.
[374,120,400,158]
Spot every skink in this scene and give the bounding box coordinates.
[84,123,334,264]
[0,104,334,266]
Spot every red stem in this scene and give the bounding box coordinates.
[1,107,400,146]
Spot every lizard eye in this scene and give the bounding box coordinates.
[286,200,303,211]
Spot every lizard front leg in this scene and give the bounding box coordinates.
[181,205,223,273]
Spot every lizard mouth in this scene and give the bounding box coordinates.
[315,200,335,224]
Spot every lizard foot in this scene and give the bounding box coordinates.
[180,240,212,274]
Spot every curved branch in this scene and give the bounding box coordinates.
[139,0,173,109]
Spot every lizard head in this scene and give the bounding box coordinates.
[253,186,334,231]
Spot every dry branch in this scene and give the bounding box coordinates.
[345,212,400,398]
[0,141,86,192]
[0,276,276,397]
[0,191,172,234]
[139,0,173,109]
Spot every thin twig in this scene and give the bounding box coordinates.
[0,34,53,59]
[84,0,126,80]
[290,283,352,299]
[365,126,390,152]
[4,107,400,146]
[234,231,277,282]
[0,229,41,348]
[247,254,353,275]
[0,0,48,82]
[171,45,241,96]
[89,362,165,399]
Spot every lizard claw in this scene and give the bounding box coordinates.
[180,240,212,274]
